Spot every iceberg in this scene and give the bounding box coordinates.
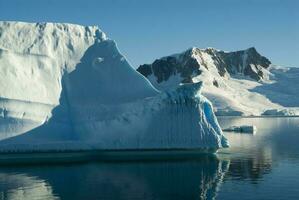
[0,21,228,153]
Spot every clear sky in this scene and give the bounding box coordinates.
[0,0,298,68]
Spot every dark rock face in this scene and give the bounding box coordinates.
[137,47,271,84]
[213,79,219,88]
[137,49,202,84]
[213,47,271,81]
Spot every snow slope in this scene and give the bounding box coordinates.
[138,47,299,116]
[0,21,228,151]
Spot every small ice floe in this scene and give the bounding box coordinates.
[223,125,257,134]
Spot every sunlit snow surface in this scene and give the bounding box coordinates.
[0,21,228,151]
[139,48,299,116]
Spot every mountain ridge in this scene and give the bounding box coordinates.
[138,46,271,83]
[137,47,299,116]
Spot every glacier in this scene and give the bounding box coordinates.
[0,21,228,152]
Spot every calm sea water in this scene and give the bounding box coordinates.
[0,117,299,200]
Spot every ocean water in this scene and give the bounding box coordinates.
[0,117,298,200]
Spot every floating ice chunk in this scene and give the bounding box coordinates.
[223,125,257,134]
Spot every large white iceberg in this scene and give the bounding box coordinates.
[0,21,228,152]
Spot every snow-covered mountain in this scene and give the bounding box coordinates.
[137,47,299,116]
[0,21,228,151]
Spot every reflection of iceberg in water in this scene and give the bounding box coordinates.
[0,155,229,200]
[218,117,275,183]
[223,147,272,183]
[0,173,57,200]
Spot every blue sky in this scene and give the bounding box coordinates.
[0,0,298,68]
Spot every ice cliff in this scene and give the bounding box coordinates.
[0,21,228,151]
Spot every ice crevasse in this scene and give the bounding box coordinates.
[0,21,228,152]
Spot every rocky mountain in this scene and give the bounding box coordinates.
[137,47,299,116]
[138,47,271,84]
